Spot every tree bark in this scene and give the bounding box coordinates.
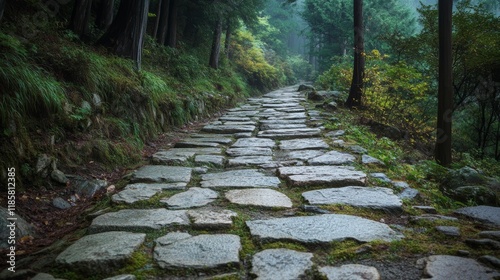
[96,0,114,30]
[224,18,232,58]
[345,0,364,108]
[209,18,223,69]
[69,0,93,37]
[0,0,6,23]
[153,0,162,39]
[97,0,150,71]
[166,0,178,48]
[435,0,453,166]
[156,0,170,45]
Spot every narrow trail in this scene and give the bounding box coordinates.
[13,86,500,279]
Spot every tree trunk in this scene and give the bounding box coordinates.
[96,0,114,30]
[435,0,453,166]
[209,18,223,69]
[224,18,232,58]
[97,0,150,71]
[69,0,93,37]
[156,0,170,45]
[345,0,364,108]
[166,0,178,48]
[0,0,6,23]
[153,0,162,39]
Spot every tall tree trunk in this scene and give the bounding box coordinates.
[435,0,453,166]
[96,0,114,30]
[224,18,232,58]
[69,0,93,37]
[97,0,150,71]
[166,0,178,48]
[0,0,6,23]
[156,0,170,45]
[345,0,364,108]
[209,18,223,69]
[153,0,162,39]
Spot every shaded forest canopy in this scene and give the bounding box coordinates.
[0,0,499,189]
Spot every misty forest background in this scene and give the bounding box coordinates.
[0,0,499,189]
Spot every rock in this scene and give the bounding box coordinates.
[279,166,366,188]
[52,197,72,210]
[325,130,345,138]
[446,166,484,187]
[279,150,326,161]
[202,124,255,134]
[450,186,497,206]
[279,138,329,150]
[308,151,356,166]
[370,173,391,183]
[112,183,186,204]
[465,238,500,249]
[398,187,420,200]
[392,181,410,189]
[479,255,500,269]
[413,206,437,214]
[362,155,385,166]
[36,154,53,175]
[298,84,315,92]
[225,189,293,208]
[228,156,275,167]
[103,275,136,280]
[194,155,225,167]
[478,231,500,241]
[0,207,36,249]
[154,233,241,269]
[31,273,65,280]
[307,90,325,101]
[226,147,273,157]
[261,123,307,130]
[67,175,108,198]
[232,137,276,148]
[56,231,146,274]
[319,264,380,280]
[181,137,233,144]
[246,214,403,244]
[348,145,368,154]
[50,170,68,184]
[174,141,221,148]
[251,249,313,280]
[193,167,209,174]
[89,209,189,233]
[435,226,460,237]
[302,186,402,212]
[332,139,346,147]
[419,255,500,280]
[325,101,338,111]
[457,250,470,256]
[131,166,192,184]
[410,214,458,222]
[201,169,280,189]
[152,149,194,165]
[92,93,102,108]
[187,210,237,229]
[300,205,331,214]
[161,187,218,209]
[455,206,500,226]
[258,128,322,140]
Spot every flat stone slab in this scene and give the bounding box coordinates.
[228,156,274,167]
[161,187,218,209]
[320,264,380,280]
[89,209,189,233]
[56,231,145,273]
[131,166,192,183]
[202,124,255,134]
[455,206,500,226]
[154,233,241,269]
[225,189,293,208]
[232,137,275,148]
[226,147,273,157]
[419,255,500,280]
[279,138,329,150]
[258,128,321,139]
[187,209,237,229]
[194,155,225,167]
[201,169,280,189]
[260,119,306,125]
[151,148,222,165]
[308,151,356,166]
[246,214,403,244]
[267,112,307,120]
[479,231,500,241]
[435,226,460,236]
[174,141,221,148]
[251,249,313,280]
[262,102,300,108]
[278,166,366,187]
[181,137,233,144]
[261,124,307,130]
[362,155,385,165]
[279,150,326,161]
[112,183,186,204]
[302,187,402,212]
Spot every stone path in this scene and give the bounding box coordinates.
[16,85,500,280]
